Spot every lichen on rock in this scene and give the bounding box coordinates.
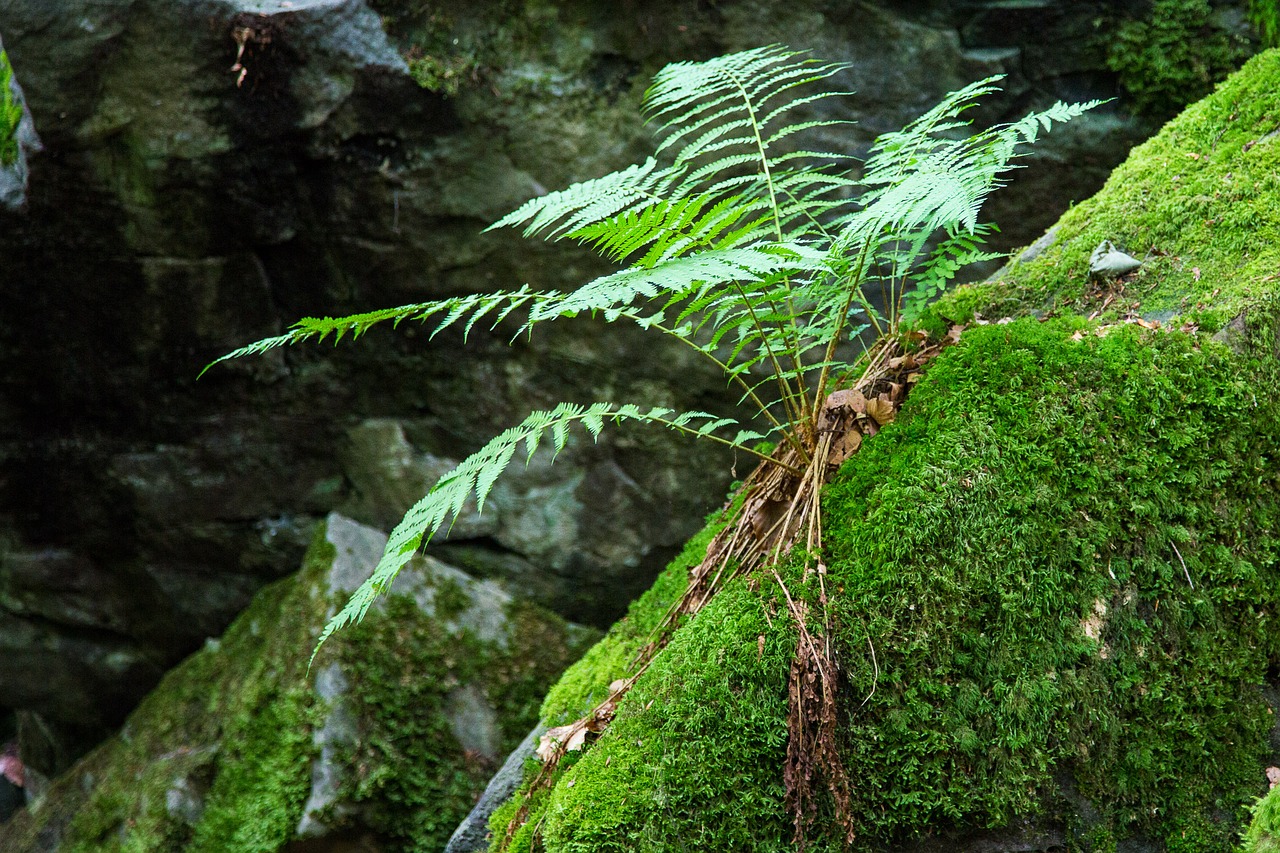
[0,513,597,852]
[489,49,1280,853]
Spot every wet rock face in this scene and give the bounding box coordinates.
[0,0,1253,769]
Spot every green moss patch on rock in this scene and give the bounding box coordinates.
[933,48,1280,336]
[0,50,22,166]
[492,48,1280,853]
[819,318,1280,849]
[1244,783,1280,852]
[0,514,596,852]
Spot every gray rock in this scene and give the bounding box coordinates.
[443,683,503,762]
[295,662,358,838]
[445,724,546,853]
[0,32,41,210]
[0,513,597,851]
[1015,226,1060,266]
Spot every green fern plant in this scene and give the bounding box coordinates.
[212,46,1098,659]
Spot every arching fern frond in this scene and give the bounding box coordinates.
[488,157,676,241]
[309,401,783,664]
[202,286,550,375]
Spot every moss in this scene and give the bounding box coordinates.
[1106,0,1253,120]
[540,576,796,852]
[372,1,534,97]
[328,567,598,852]
[0,51,22,166]
[482,49,1280,853]
[538,499,738,725]
[334,595,497,853]
[1251,0,1280,47]
[484,502,736,849]
[30,528,328,853]
[501,315,1280,852]
[0,517,594,853]
[820,319,1279,848]
[1243,785,1280,851]
[932,48,1280,336]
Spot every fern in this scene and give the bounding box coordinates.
[308,403,775,665]
[213,45,1097,658]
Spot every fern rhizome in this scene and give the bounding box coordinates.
[212,46,1097,848]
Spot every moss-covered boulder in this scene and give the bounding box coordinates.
[0,513,597,852]
[488,49,1280,853]
[3,0,1261,766]
[1244,783,1280,852]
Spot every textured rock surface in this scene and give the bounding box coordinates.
[0,0,1263,772]
[0,33,39,210]
[445,725,545,853]
[0,512,596,852]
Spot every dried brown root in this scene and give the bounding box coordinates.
[775,571,854,850]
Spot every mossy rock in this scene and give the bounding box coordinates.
[489,50,1280,853]
[0,514,597,853]
[935,49,1280,338]
[1243,783,1280,852]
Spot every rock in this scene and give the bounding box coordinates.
[0,513,598,851]
[444,724,546,853]
[488,49,1280,853]
[0,0,1260,770]
[0,35,41,210]
[1089,239,1144,278]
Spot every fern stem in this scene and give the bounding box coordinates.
[812,244,873,415]
[724,66,813,421]
[618,310,811,462]
[649,416,805,475]
[729,279,810,438]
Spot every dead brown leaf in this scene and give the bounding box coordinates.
[823,388,866,415]
[865,396,896,426]
[827,429,862,466]
[537,721,588,761]
[887,353,918,370]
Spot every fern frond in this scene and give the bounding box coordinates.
[487,158,675,241]
[310,401,786,663]
[526,244,814,325]
[203,287,552,375]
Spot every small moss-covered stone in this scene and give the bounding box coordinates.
[0,514,596,852]
[932,48,1280,336]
